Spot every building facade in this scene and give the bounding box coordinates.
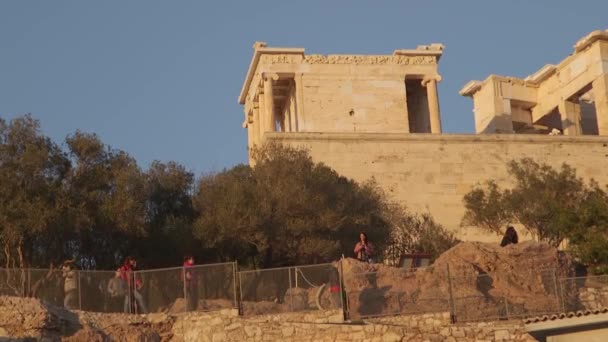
[238,31,608,242]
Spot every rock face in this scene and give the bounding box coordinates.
[341,241,574,320]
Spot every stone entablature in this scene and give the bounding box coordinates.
[461,29,608,136]
[239,42,445,162]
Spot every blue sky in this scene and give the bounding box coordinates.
[1,1,606,174]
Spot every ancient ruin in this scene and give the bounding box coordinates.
[238,30,608,243]
[239,41,445,162]
[460,30,608,136]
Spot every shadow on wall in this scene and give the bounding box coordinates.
[357,272,389,317]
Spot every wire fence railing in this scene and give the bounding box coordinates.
[238,263,342,316]
[1,260,607,323]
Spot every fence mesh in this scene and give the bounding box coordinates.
[134,267,185,314]
[560,274,608,312]
[29,268,66,308]
[0,268,27,297]
[451,267,560,322]
[5,262,607,323]
[79,270,123,313]
[239,263,341,316]
[188,262,237,312]
[344,267,450,319]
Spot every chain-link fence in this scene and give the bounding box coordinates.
[451,267,561,322]
[559,274,608,312]
[80,270,123,313]
[238,263,342,316]
[4,261,608,323]
[343,266,450,320]
[188,262,238,312]
[0,268,27,297]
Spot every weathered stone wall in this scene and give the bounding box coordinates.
[267,132,608,242]
[0,296,535,341]
[171,309,535,342]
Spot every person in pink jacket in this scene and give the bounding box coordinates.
[354,232,374,263]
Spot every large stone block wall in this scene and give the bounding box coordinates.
[171,309,534,342]
[267,132,608,242]
[301,73,409,133]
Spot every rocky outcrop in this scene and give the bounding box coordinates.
[341,241,574,320]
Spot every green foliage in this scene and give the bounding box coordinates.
[0,115,452,271]
[462,158,608,272]
[385,205,459,261]
[193,143,393,268]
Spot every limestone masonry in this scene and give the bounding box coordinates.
[239,30,608,242]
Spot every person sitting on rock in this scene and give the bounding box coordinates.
[354,232,375,263]
[500,226,519,247]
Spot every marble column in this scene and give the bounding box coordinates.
[258,94,266,139]
[423,77,442,133]
[252,105,260,145]
[263,73,279,133]
[559,99,581,135]
[592,75,608,135]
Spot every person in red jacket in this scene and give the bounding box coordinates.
[182,255,198,311]
[119,256,147,313]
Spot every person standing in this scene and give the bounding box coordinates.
[119,256,147,313]
[354,232,375,263]
[61,260,78,310]
[182,255,198,311]
[107,269,126,312]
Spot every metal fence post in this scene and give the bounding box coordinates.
[339,256,348,321]
[232,261,238,310]
[295,267,299,288]
[26,268,31,297]
[78,271,82,310]
[288,267,293,311]
[447,264,456,323]
[504,297,510,319]
[238,268,244,316]
[559,278,566,313]
[552,268,563,313]
[182,266,187,313]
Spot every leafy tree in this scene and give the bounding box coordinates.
[0,115,70,269]
[385,204,459,262]
[140,161,197,267]
[462,158,608,254]
[65,131,147,269]
[462,181,511,234]
[193,143,393,268]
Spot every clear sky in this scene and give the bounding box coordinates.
[1,1,607,174]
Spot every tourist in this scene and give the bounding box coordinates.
[182,255,198,311]
[354,232,375,263]
[107,269,126,312]
[500,226,519,247]
[119,256,147,313]
[61,260,78,310]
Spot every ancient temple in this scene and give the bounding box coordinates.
[239,42,445,160]
[237,31,608,242]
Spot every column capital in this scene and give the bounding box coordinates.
[421,75,442,87]
[262,72,280,82]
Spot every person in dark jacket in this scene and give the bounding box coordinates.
[500,226,519,247]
